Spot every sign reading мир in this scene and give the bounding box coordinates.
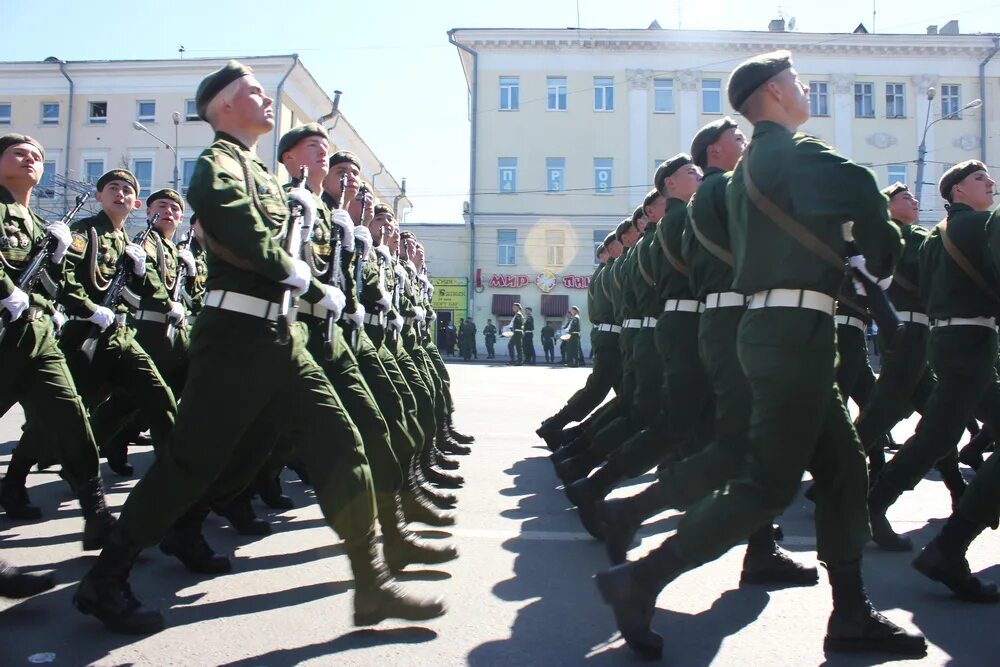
[488,273,590,289]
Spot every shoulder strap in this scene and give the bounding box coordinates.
[890,271,919,295]
[689,215,734,266]
[656,219,689,276]
[938,218,1000,303]
[635,240,656,288]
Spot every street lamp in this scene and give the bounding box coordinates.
[914,88,983,215]
[132,118,180,192]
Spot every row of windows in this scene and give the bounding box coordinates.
[499,157,614,194]
[495,229,611,267]
[0,99,201,127]
[30,156,199,199]
[806,82,963,119]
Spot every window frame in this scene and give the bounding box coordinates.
[83,159,105,185]
[41,102,60,125]
[593,76,614,112]
[854,82,875,118]
[130,158,154,194]
[545,229,566,267]
[885,83,906,119]
[546,76,568,112]
[88,101,108,125]
[497,229,517,266]
[594,158,613,195]
[499,76,520,111]
[887,164,907,186]
[181,158,198,196]
[36,160,57,199]
[498,157,517,194]
[940,84,961,119]
[546,157,565,193]
[808,81,829,117]
[0,103,10,125]
[702,79,722,115]
[653,78,674,113]
[184,99,199,122]
[136,100,156,123]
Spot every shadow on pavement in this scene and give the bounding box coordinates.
[217,627,438,667]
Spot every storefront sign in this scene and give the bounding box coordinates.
[562,275,591,289]
[430,277,468,311]
[489,274,530,288]
[535,270,557,293]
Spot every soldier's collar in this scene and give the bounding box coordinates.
[0,184,14,205]
[215,131,250,151]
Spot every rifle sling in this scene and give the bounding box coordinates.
[938,218,1000,304]
[636,239,656,288]
[689,215,734,266]
[656,219,689,276]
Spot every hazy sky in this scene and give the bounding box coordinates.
[2,1,998,221]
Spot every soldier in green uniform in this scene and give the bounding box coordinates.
[484,318,496,358]
[0,133,115,552]
[522,306,536,365]
[594,52,924,659]
[73,62,445,634]
[508,302,524,365]
[564,306,581,366]
[540,320,555,363]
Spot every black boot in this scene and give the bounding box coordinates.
[912,513,999,603]
[599,483,674,566]
[257,472,294,510]
[824,562,926,655]
[101,433,134,477]
[159,527,233,575]
[214,494,271,536]
[78,477,117,551]
[420,446,464,489]
[433,448,461,471]
[0,456,42,521]
[74,533,164,635]
[536,415,569,451]
[566,463,622,541]
[346,532,447,626]
[958,426,993,471]
[555,450,600,484]
[739,524,818,587]
[867,478,912,551]
[411,465,457,509]
[595,538,692,659]
[935,454,967,510]
[0,559,55,598]
[438,435,471,456]
[401,485,456,527]
[556,422,586,447]
[447,418,474,444]
[551,433,591,465]
[286,459,312,486]
[379,495,458,573]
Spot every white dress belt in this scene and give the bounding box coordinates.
[931,316,998,331]
[134,310,168,324]
[364,312,385,326]
[640,316,658,327]
[834,315,867,332]
[896,311,929,327]
[622,318,642,329]
[664,299,705,313]
[595,324,622,334]
[746,289,835,315]
[204,290,281,322]
[704,292,748,309]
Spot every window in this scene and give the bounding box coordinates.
[41,102,60,125]
[809,82,829,117]
[547,76,567,111]
[546,158,565,193]
[88,101,108,125]
[499,76,519,111]
[497,230,516,265]
[498,158,517,193]
[181,159,198,195]
[941,84,961,118]
[653,79,674,113]
[546,230,566,267]
[594,158,613,194]
[887,164,907,186]
[702,80,722,114]
[594,77,614,111]
[593,229,610,264]
[131,159,153,193]
[885,83,906,118]
[184,99,199,122]
[0,103,10,125]
[36,161,56,199]
[84,159,104,185]
[136,101,156,122]
[854,83,874,118]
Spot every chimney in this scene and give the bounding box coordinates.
[927,25,938,35]
[940,20,960,35]
[768,18,786,32]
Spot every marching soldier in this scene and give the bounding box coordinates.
[564,306,581,367]
[522,306,536,365]
[484,318,497,358]
[540,319,555,363]
[508,302,524,365]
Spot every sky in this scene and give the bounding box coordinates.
[2,0,999,222]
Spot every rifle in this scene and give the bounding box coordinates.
[277,166,309,344]
[349,184,371,350]
[323,173,348,344]
[844,242,905,341]
[80,214,158,362]
[165,230,191,345]
[0,193,89,343]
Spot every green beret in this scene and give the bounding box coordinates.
[0,133,44,160]
[602,231,616,246]
[373,203,393,217]
[654,154,693,195]
[96,169,139,195]
[278,123,329,164]
[329,150,361,169]
[882,182,909,200]
[196,60,254,121]
[146,188,184,211]
[614,219,631,241]
[690,117,739,169]
[727,50,793,112]
[630,205,644,224]
[939,160,987,202]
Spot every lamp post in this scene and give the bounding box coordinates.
[914,89,983,217]
[132,118,180,191]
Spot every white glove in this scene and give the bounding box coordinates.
[417,274,430,290]
[354,225,373,261]
[848,255,889,296]
[427,283,435,298]
[413,305,426,322]
[0,287,30,322]
[331,210,355,251]
[178,248,197,277]
[376,291,392,311]
[405,260,417,274]
[388,313,403,333]
[285,186,317,241]
[375,245,392,264]
[341,303,365,329]
[841,221,855,242]
[87,305,115,332]
[51,309,66,332]
[280,258,311,296]
[47,221,72,264]
[125,243,147,277]
[318,285,346,321]
[166,300,186,325]
[393,263,406,283]
[427,309,437,322]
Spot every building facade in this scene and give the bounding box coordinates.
[446,22,1000,356]
[0,55,410,228]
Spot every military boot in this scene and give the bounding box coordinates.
[550,433,591,465]
[866,478,911,551]
[257,472,294,510]
[598,483,675,566]
[958,426,993,471]
[379,495,458,573]
[912,512,999,603]
[823,563,926,655]
[420,446,463,489]
[0,558,55,599]
[411,464,457,509]
[739,524,818,587]
[595,538,692,659]
[74,533,164,635]
[78,477,117,551]
[159,528,233,575]
[934,455,967,510]
[446,417,475,444]
[438,432,472,456]
[346,532,447,626]
[400,484,456,527]
[554,450,600,484]
[536,414,569,451]
[432,446,461,471]
[0,456,42,521]
[214,493,271,536]
[101,432,133,477]
[565,462,623,541]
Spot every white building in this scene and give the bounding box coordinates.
[441,21,1000,356]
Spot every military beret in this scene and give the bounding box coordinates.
[146,188,184,211]
[0,133,44,159]
[329,150,361,169]
[96,169,139,195]
[690,117,739,169]
[882,182,909,200]
[939,160,988,202]
[603,231,617,246]
[614,219,631,241]
[727,50,793,111]
[278,123,329,164]
[653,154,693,195]
[512,302,522,309]
[195,60,254,121]
[373,203,393,217]
[569,305,579,313]
[630,205,644,225]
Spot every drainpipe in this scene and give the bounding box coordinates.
[271,54,299,170]
[57,59,74,213]
[448,30,478,316]
[979,36,999,163]
[393,178,407,219]
[370,162,385,192]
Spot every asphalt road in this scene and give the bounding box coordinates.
[1,362,999,666]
